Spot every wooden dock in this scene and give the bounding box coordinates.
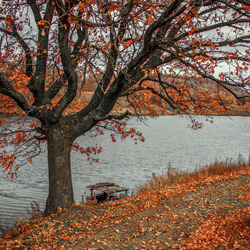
[87,182,129,201]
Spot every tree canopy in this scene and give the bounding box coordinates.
[0,0,249,214]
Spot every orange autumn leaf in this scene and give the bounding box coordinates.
[147,15,154,24]
[149,6,157,11]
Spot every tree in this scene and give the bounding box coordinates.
[0,0,249,215]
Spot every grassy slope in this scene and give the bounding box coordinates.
[0,161,249,249]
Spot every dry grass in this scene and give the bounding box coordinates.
[138,155,249,194]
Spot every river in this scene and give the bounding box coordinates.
[0,115,249,234]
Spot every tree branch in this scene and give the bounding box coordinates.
[49,2,78,122]
[175,18,250,42]
[144,0,185,51]
[170,52,249,102]
[27,0,42,23]
[0,73,34,114]
[28,0,55,105]
[0,20,33,78]
[94,110,131,122]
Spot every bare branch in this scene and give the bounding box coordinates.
[94,111,131,122]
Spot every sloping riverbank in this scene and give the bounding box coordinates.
[0,161,249,249]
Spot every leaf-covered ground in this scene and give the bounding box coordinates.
[0,166,249,249]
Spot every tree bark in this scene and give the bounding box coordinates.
[44,126,74,216]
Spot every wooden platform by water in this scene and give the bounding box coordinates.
[87,182,129,201]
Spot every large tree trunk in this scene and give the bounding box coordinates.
[44,126,74,216]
